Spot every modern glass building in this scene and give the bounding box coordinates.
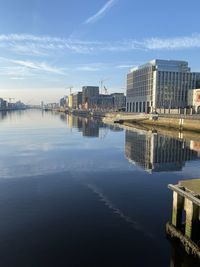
[126,59,200,112]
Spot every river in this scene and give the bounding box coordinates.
[0,109,199,266]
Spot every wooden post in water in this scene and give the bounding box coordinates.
[172,191,184,229]
[167,180,200,259]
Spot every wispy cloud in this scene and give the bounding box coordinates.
[76,66,100,72]
[144,35,200,50]
[75,63,106,72]
[84,0,118,24]
[0,56,65,81]
[1,33,200,57]
[11,59,65,74]
[115,64,136,69]
[10,77,25,80]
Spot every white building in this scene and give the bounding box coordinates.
[126,59,200,113]
[188,88,200,113]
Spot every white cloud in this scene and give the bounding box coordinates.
[10,77,25,80]
[0,33,200,57]
[144,35,200,50]
[11,59,65,74]
[84,0,118,24]
[76,66,100,71]
[75,63,106,72]
[0,56,65,80]
[116,64,136,69]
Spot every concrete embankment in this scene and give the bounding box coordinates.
[103,113,200,133]
[66,109,107,118]
[136,116,200,133]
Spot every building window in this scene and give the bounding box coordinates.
[136,102,138,112]
[139,102,142,112]
[143,101,145,112]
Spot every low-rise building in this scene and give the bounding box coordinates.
[0,98,8,109]
[72,92,82,109]
[111,93,126,111]
[90,94,114,110]
[82,86,99,108]
[188,88,200,113]
[68,94,73,108]
[60,96,68,108]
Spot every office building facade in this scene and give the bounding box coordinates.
[82,86,99,108]
[126,59,200,112]
[60,96,68,108]
[0,98,7,109]
[68,94,73,108]
[188,88,200,113]
[90,94,114,110]
[72,92,82,109]
[111,93,126,110]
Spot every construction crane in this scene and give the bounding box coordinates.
[99,78,110,94]
[66,86,73,95]
[104,86,108,94]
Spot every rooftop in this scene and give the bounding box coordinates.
[130,59,190,73]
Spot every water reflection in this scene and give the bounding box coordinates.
[0,110,26,121]
[0,111,7,121]
[1,110,200,266]
[125,129,200,172]
[60,113,123,137]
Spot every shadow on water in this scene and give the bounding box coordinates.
[168,239,200,267]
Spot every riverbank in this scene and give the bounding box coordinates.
[64,109,107,118]
[103,113,200,133]
[58,108,200,133]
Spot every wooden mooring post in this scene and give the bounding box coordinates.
[166,179,200,260]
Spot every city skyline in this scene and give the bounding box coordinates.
[1,0,200,104]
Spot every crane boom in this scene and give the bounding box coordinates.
[99,77,110,94]
[66,86,73,95]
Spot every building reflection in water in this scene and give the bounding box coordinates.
[60,114,123,138]
[0,110,26,122]
[0,111,7,121]
[67,115,100,137]
[125,129,200,172]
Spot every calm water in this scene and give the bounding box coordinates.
[0,109,200,267]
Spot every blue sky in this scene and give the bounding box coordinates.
[1,0,200,103]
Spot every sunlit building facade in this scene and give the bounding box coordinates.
[126,59,200,112]
[188,88,200,113]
